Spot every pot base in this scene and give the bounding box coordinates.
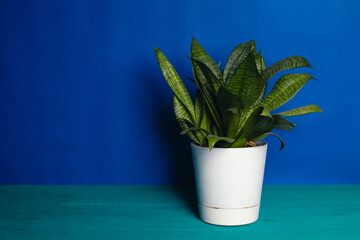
[198,204,260,226]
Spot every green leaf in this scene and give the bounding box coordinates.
[192,60,224,135]
[195,91,213,133]
[191,38,223,82]
[262,56,312,81]
[155,47,195,121]
[206,135,235,151]
[261,73,315,112]
[274,104,323,116]
[210,121,220,137]
[227,51,265,109]
[260,108,272,118]
[216,86,243,112]
[173,95,200,144]
[273,115,295,130]
[180,127,209,145]
[240,107,274,142]
[255,51,265,74]
[216,86,243,137]
[253,132,285,151]
[194,90,203,126]
[191,58,223,94]
[229,137,247,148]
[173,94,192,124]
[224,51,267,138]
[223,41,253,85]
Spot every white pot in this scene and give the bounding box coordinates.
[191,142,268,226]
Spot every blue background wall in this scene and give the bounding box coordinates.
[0,0,359,184]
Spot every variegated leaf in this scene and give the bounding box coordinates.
[261,73,315,112]
[155,47,195,121]
[275,104,323,116]
[262,56,312,81]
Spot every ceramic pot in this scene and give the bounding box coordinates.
[191,142,268,226]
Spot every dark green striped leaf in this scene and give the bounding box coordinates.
[227,51,265,109]
[275,104,323,116]
[262,56,312,81]
[223,41,253,85]
[191,38,223,82]
[241,107,274,142]
[191,58,223,94]
[173,95,200,144]
[155,47,195,120]
[216,86,243,138]
[255,51,265,74]
[192,60,223,135]
[261,73,315,112]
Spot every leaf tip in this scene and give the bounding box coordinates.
[308,62,313,69]
[191,35,198,44]
[306,74,317,81]
[154,47,162,57]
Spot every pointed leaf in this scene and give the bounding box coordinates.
[255,51,265,74]
[261,73,315,112]
[275,104,323,116]
[273,115,295,130]
[191,38,223,82]
[155,47,195,120]
[223,41,253,85]
[260,108,272,118]
[263,56,312,81]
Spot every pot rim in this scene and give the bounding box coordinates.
[191,141,267,150]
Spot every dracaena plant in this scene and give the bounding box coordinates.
[155,38,322,150]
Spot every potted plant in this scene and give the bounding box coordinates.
[155,38,322,226]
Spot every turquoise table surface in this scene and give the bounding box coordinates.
[1,185,359,240]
